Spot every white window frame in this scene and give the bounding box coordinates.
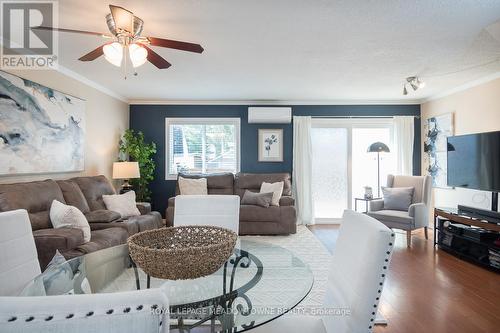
[311,118,395,223]
[165,117,241,180]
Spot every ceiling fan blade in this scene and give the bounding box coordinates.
[148,37,204,53]
[32,26,107,37]
[78,45,105,61]
[141,45,171,69]
[109,4,134,33]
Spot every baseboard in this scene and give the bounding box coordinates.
[313,218,342,224]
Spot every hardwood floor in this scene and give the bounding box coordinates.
[308,224,500,333]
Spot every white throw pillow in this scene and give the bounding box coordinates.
[178,176,208,195]
[260,181,284,206]
[102,190,141,218]
[50,200,91,242]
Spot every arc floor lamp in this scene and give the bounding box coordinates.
[367,142,390,197]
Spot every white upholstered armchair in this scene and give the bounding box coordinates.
[368,175,432,247]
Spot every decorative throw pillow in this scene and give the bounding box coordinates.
[260,181,284,206]
[102,190,141,218]
[241,190,274,208]
[382,187,415,211]
[50,200,91,242]
[42,250,74,296]
[178,176,208,195]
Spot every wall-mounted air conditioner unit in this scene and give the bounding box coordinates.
[248,107,292,124]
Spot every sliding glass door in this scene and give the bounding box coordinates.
[311,118,395,222]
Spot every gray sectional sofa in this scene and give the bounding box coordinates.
[166,172,297,235]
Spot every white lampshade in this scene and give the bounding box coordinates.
[113,162,140,179]
[129,43,148,68]
[103,42,123,67]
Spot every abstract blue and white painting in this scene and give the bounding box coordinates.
[0,71,85,175]
[423,113,454,188]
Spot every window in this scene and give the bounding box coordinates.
[165,118,240,179]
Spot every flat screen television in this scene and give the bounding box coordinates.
[447,131,500,192]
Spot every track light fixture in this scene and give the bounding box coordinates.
[402,76,425,95]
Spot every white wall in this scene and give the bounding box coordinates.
[421,77,500,212]
[0,69,129,184]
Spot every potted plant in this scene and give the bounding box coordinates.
[119,129,156,202]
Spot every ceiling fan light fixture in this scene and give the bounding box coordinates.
[403,84,408,95]
[103,42,123,67]
[129,43,148,67]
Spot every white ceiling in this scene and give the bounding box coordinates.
[53,0,500,103]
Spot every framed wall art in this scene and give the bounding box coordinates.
[258,128,283,162]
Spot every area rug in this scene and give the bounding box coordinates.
[242,225,386,325]
[241,225,331,312]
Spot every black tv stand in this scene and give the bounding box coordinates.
[434,207,500,273]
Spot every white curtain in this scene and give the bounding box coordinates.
[292,116,314,225]
[394,116,415,176]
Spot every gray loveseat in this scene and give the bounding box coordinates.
[166,173,297,235]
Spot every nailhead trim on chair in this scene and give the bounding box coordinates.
[3,304,153,323]
[368,233,395,331]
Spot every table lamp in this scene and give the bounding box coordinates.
[113,161,140,194]
[367,142,390,198]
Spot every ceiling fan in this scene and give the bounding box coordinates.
[34,4,204,70]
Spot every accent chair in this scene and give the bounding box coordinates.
[368,174,432,247]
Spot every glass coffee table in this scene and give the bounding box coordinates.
[21,240,313,332]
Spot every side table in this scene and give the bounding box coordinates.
[354,197,382,213]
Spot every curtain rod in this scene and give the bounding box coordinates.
[311,115,420,119]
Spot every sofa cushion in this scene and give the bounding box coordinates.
[128,212,163,232]
[71,176,116,211]
[175,173,234,195]
[73,227,128,255]
[279,196,295,206]
[234,173,292,198]
[239,205,282,222]
[367,210,414,225]
[32,228,85,269]
[88,220,139,235]
[84,210,121,223]
[56,180,90,213]
[0,180,65,230]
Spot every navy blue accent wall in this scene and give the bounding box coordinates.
[130,104,421,216]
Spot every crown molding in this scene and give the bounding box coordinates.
[56,65,128,103]
[128,99,421,105]
[421,71,500,103]
[0,39,128,103]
